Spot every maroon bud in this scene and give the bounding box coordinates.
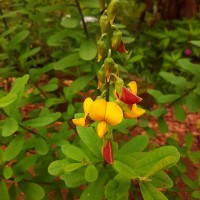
[102,141,113,164]
[117,86,142,105]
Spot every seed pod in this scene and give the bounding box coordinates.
[99,0,106,12]
[100,11,108,34]
[104,56,116,81]
[97,38,107,62]
[107,0,120,24]
[97,65,106,89]
[115,76,124,98]
[112,29,122,49]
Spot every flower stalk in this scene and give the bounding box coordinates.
[73,0,145,164]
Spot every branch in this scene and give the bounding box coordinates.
[75,0,89,39]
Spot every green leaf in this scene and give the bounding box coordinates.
[192,191,200,199]
[54,53,84,70]
[112,118,137,133]
[185,133,193,150]
[174,103,186,122]
[4,134,25,161]
[48,159,69,176]
[36,4,67,12]
[129,55,143,63]
[62,144,87,162]
[80,180,104,200]
[77,126,102,159]
[139,182,168,200]
[178,59,200,75]
[3,167,13,179]
[19,47,41,60]
[79,39,97,60]
[45,98,66,107]
[158,117,168,134]
[42,83,58,92]
[105,174,131,200]
[35,138,49,155]
[118,135,149,154]
[85,165,98,182]
[2,117,18,137]
[47,30,68,46]
[61,168,86,188]
[134,146,180,176]
[64,163,84,173]
[186,92,200,113]
[19,182,45,200]
[151,171,173,189]
[147,89,163,102]
[194,83,200,95]
[158,94,180,104]
[190,40,200,47]
[0,93,17,108]
[64,75,94,100]
[123,36,135,44]
[10,74,29,94]
[149,108,167,117]
[0,181,10,200]
[22,117,55,128]
[159,71,187,88]
[13,155,37,174]
[145,156,177,177]
[9,30,30,47]
[60,17,79,28]
[113,160,138,179]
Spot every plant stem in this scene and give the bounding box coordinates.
[75,0,89,39]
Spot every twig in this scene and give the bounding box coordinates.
[75,0,89,39]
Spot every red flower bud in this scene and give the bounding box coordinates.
[115,40,128,53]
[117,86,142,105]
[102,141,113,164]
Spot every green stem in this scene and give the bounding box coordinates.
[105,22,113,101]
[75,0,89,39]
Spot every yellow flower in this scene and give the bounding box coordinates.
[72,97,93,126]
[89,99,123,138]
[72,98,123,138]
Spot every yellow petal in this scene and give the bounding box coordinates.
[72,118,86,126]
[124,105,145,118]
[89,99,107,121]
[84,98,93,116]
[105,102,123,125]
[128,81,137,95]
[97,121,108,138]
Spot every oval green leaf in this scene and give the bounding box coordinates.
[19,182,45,200]
[3,167,13,179]
[62,144,87,162]
[48,159,69,176]
[0,181,10,200]
[0,93,17,108]
[22,117,55,128]
[145,156,177,177]
[139,182,168,200]
[35,138,49,155]
[2,117,18,137]
[79,39,97,60]
[85,165,98,182]
[64,163,84,173]
[4,134,25,161]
